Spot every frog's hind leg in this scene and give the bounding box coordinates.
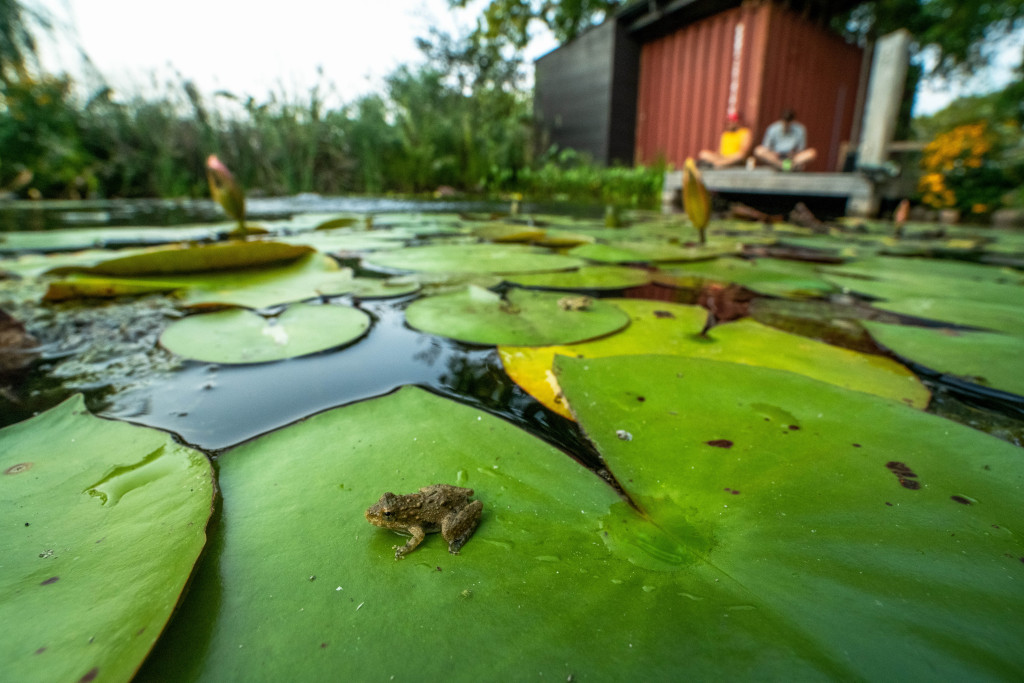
[442,499,483,554]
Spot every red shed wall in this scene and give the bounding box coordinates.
[754,3,864,171]
[634,2,863,172]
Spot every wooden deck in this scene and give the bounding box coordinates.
[663,169,877,215]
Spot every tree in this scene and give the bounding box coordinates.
[836,0,1024,77]
[0,0,50,86]
[447,0,622,51]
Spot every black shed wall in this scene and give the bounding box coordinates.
[534,21,639,165]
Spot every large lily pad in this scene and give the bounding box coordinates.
[0,395,214,682]
[404,286,630,346]
[138,387,838,680]
[363,243,585,274]
[160,303,371,364]
[862,320,1024,397]
[554,354,1024,679]
[500,299,928,418]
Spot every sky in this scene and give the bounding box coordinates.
[35,0,1019,116]
[36,0,547,104]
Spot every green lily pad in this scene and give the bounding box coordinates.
[43,276,184,301]
[504,265,653,290]
[531,228,595,247]
[471,223,546,242]
[873,297,1024,336]
[862,320,1024,396]
[655,257,835,298]
[554,354,1024,679]
[275,231,404,254]
[0,395,214,682]
[404,286,630,346]
[174,254,358,308]
[348,276,421,299]
[139,387,829,680]
[0,225,225,253]
[821,257,1024,305]
[569,241,733,264]
[56,241,314,277]
[500,299,928,418]
[42,254,358,309]
[160,303,371,364]
[364,243,584,275]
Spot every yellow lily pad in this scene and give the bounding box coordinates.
[500,299,928,418]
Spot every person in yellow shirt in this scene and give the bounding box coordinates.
[698,112,752,169]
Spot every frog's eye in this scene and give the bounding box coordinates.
[382,510,393,518]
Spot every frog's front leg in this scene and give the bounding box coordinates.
[442,499,483,554]
[393,525,426,560]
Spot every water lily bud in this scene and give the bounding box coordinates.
[205,155,246,228]
[683,158,711,244]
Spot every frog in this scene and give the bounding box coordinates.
[557,295,594,311]
[365,484,483,560]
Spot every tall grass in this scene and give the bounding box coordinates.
[0,66,663,207]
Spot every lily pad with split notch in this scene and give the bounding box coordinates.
[0,395,214,683]
[139,386,848,680]
[554,353,1024,679]
[160,303,371,364]
[404,286,630,346]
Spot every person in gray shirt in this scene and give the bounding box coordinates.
[753,108,818,171]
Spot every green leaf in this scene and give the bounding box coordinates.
[862,320,1024,396]
[0,225,226,254]
[873,297,1024,336]
[500,299,928,418]
[471,223,546,242]
[364,243,584,274]
[59,241,314,277]
[554,354,1024,679]
[404,286,630,345]
[160,303,371,364]
[0,395,214,683]
[655,257,835,298]
[569,240,733,264]
[821,257,1024,305]
[504,265,653,290]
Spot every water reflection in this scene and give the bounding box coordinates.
[0,195,604,232]
[108,298,594,462]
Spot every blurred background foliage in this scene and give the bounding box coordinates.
[0,0,1022,213]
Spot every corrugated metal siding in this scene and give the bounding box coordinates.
[634,3,862,171]
[754,4,863,171]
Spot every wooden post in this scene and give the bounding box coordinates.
[849,29,911,216]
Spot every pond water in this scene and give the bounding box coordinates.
[2,195,1023,457]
